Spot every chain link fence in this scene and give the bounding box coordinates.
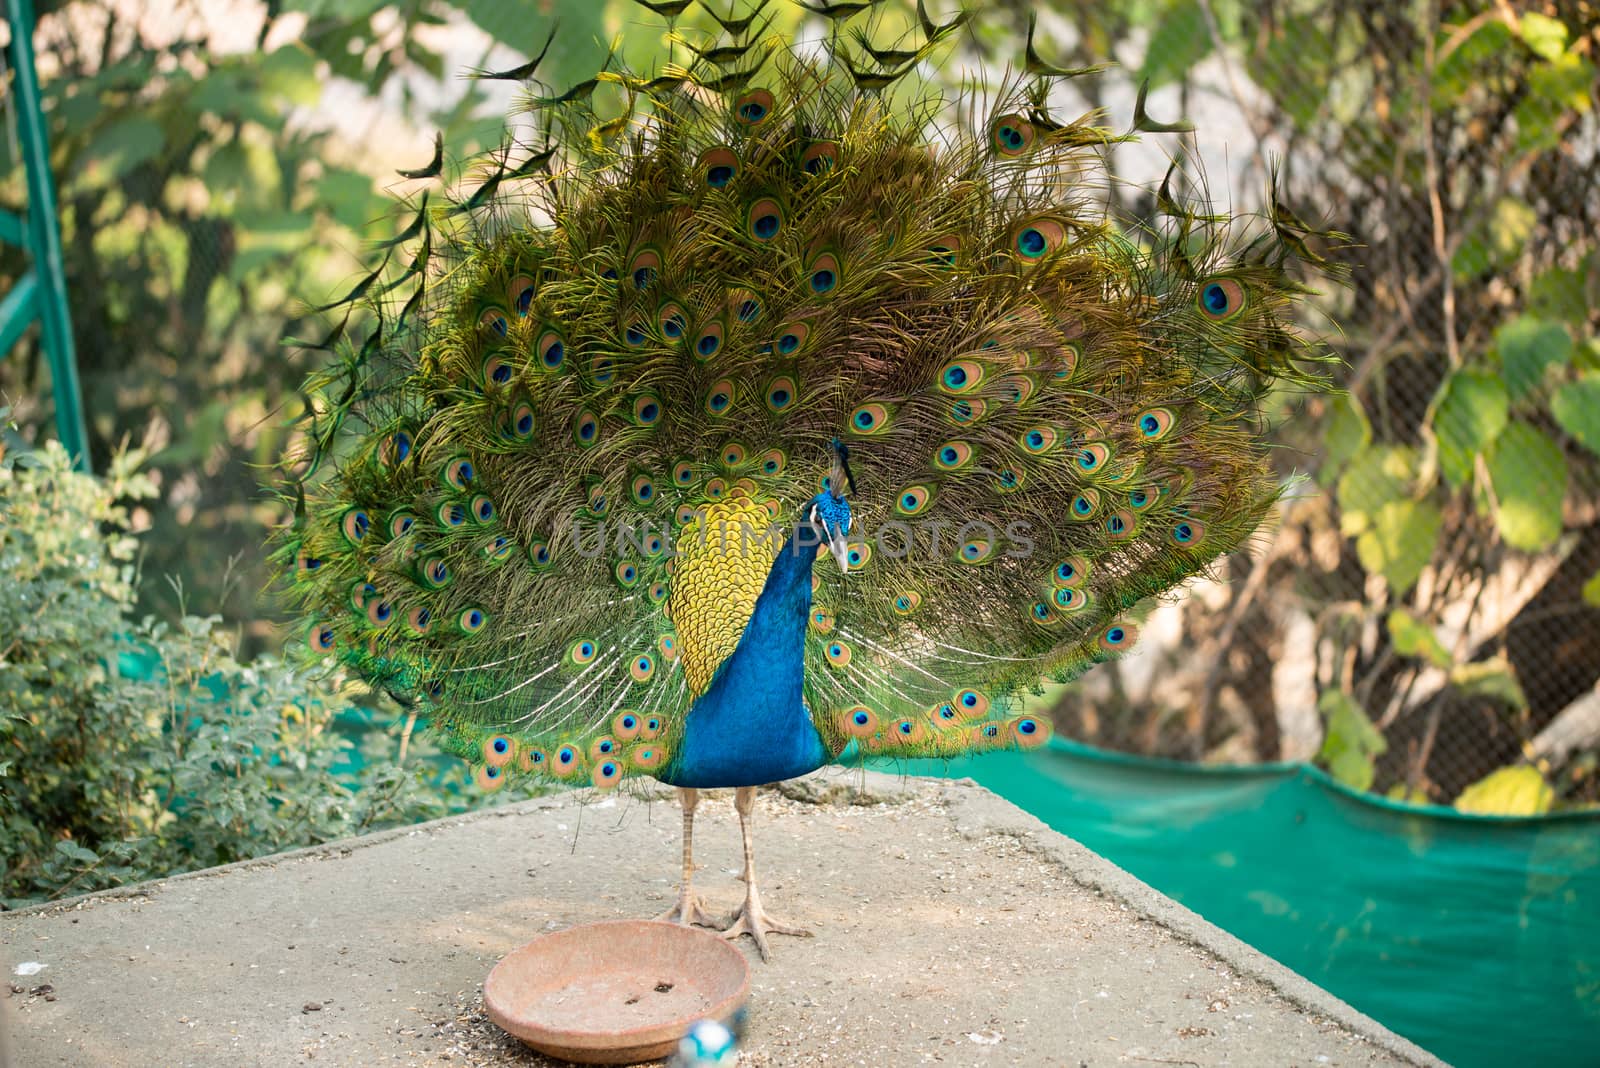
[1031,1,1600,808]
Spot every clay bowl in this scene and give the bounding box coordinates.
[484,919,750,1064]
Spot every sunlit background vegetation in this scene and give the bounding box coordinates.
[2,0,1597,908]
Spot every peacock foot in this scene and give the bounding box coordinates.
[655,888,722,929]
[718,884,812,962]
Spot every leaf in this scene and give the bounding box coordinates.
[1449,656,1529,710]
[316,168,382,231]
[1432,370,1507,488]
[1486,421,1568,551]
[1337,445,1415,536]
[1454,765,1552,816]
[1388,609,1451,669]
[1496,317,1573,399]
[1517,12,1568,61]
[1432,19,1512,104]
[1138,0,1212,88]
[459,0,616,93]
[190,69,277,127]
[1318,689,1386,792]
[1551,373,1600,457]
[83,117,165,178]
[260,44,322,107]
[1357,499,1441,594]
[1528,266,1589,324]
[1582,568,1600,608]
[1488,197,1536,263]
[1385,783,1429,805]
[55,840,99,865]
[1320,393,1371,485]
[1529,51,1595,113]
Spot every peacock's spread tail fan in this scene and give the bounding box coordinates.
[272,1,1337,793]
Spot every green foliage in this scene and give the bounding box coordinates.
[1319,393,1371,486]
[1551,373,1600,458]
[1496,317,1573,400]
[1448,657,1529,712]
[0,0,613,639]
[1486,422,1568,553]
[1388,610,1450,670]
[0,441,460,907]
[1454,765,1554,817]
[1318,689,1387,792]
[1432,371,1507,489]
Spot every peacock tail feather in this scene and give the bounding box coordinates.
[271,1,1338,793]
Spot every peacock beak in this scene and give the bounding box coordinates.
[827,527,850,573]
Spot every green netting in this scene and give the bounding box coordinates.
[884,740,1600,1068]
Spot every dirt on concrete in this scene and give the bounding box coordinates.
[1,771,1444,1067]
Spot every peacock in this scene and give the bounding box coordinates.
[273,0,1335,961]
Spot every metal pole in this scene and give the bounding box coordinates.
[5,0,89,470]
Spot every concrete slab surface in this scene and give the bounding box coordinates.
[2,771,1444,1067]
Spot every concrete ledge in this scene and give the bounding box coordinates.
[2,771,1444,1067]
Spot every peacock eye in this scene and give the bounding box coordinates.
[1197,277,1246,320]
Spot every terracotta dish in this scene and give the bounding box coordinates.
[484,919,751,1064]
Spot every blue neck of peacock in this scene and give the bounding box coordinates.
[660,527,830,788]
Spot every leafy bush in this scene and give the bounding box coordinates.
[0,437,464,907]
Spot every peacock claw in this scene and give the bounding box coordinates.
[718,887,812,962]
[655,890,722,929]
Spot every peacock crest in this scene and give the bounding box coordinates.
[272,1,1338,794]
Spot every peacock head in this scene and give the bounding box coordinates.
[804,493,852,573]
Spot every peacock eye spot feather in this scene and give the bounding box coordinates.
[1018,228,1046,256]
[1137,407,1176,440]
[513,280,535,316]
[754,213,779,238]
[1199,277,1246,320]
[705,380,735,415]
[538,331,565,369]
[633,266,656,290]
[707,164,734,187]
[810,268,835,293]
[697,334,720,357]
[624,325,646,347]
[738,299,760,322]
[479,307,509,335]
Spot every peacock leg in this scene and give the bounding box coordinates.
[719,785,813,962]
[655,787,721,927]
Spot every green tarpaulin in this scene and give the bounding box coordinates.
[885,740,1600,1068]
